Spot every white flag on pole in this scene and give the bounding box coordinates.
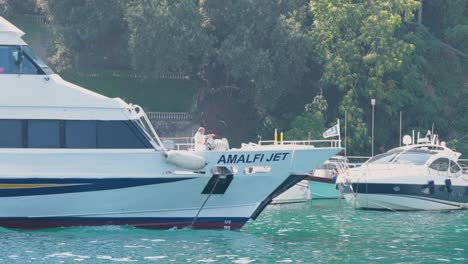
[323,121,340,138]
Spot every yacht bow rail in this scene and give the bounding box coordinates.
[258,140,341,148]
[161,137,194,151]
[147,112,193,121]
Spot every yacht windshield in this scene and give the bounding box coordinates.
[0,45,54,75]
[393,150,434,165]
[367,149,402,164]
[22,46,54,74]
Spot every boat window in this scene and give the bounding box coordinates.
[449,160,461,174]
[28,120,60,148]
[65,120,97,148]
[21,46,54,75]
[0,120,23,147]
[0,46,18,74]
[367,150,402,164]
[0,119,153,149]
[394,151,433,165]
[429,158,450,171]
[97,121,150,149]
[0,46,53,75]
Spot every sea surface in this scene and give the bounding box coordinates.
[0,200,466,263]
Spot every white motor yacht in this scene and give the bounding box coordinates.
[339,133,468,210]
[0,17,341,229]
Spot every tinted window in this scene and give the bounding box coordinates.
[429,158,450,171]
[21,55,41,75]
[449,160,461,173]
[65,120,97,148]
[394,151,433,165]
[28,120,60,148]
[97,121,148,149]
[0,46,18,74]
[368,150,402,164]
[0,120,23,147]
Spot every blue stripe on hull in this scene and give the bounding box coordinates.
[344,183,468,204]
[0,178,195,197]
[0,217,249,230]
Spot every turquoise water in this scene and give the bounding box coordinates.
[0,200,466,263]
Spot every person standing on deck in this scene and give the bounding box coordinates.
[193,127,215,151]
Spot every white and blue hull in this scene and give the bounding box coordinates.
[0,148,339,229]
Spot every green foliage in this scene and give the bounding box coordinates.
[124,0,212,74]
[1,0,37,14]
[446,25,468,54]
[200,0,312,117]
[62,69,197,112]
[310,0,419,153]
[339,90,370,155]
[286,95,327,140]
[37,0,128,67]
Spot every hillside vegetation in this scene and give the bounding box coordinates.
[1,0,466,154]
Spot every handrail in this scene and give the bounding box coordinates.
[146,112,192,121]
[258,139,341,148]
[161,137,193,141]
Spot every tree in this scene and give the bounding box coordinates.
[310,0,420,153]
[124,0,212,74]
[198,0,314,142]
[37,0,128,68]
[286,95,327,140]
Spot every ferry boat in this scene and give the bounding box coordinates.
[339,132,468,210]
[0,17,341,229]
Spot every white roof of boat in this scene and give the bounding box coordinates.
[0,16,26,45]
[0,17,136,120]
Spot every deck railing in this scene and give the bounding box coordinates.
[258,139,342,148]
[146,112,192,121]
[160,137,194,151]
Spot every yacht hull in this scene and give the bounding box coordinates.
[342,183,467,211]
[0,174,308,230]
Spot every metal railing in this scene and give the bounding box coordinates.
[161,137,194,151]
[147,112,193,121]
[258,139,341,148]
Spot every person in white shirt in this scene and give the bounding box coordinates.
[193,127,215,151]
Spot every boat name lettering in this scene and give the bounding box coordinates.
[217,153,289,164]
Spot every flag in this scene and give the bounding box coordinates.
[323,122,340,138]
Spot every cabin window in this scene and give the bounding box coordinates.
[367,150,401,164]
[0,119,152,149]
[65,120,97,148]
[429,158,450,172]
[22,46,54,75]
[0,46,17,74]
[394,151,433,165]
[21,54,41,74]
[0,120,23,147]
[0,46,53,75]
[97,121,149,149]
[449,160,461,174]
[28,120,60,148]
